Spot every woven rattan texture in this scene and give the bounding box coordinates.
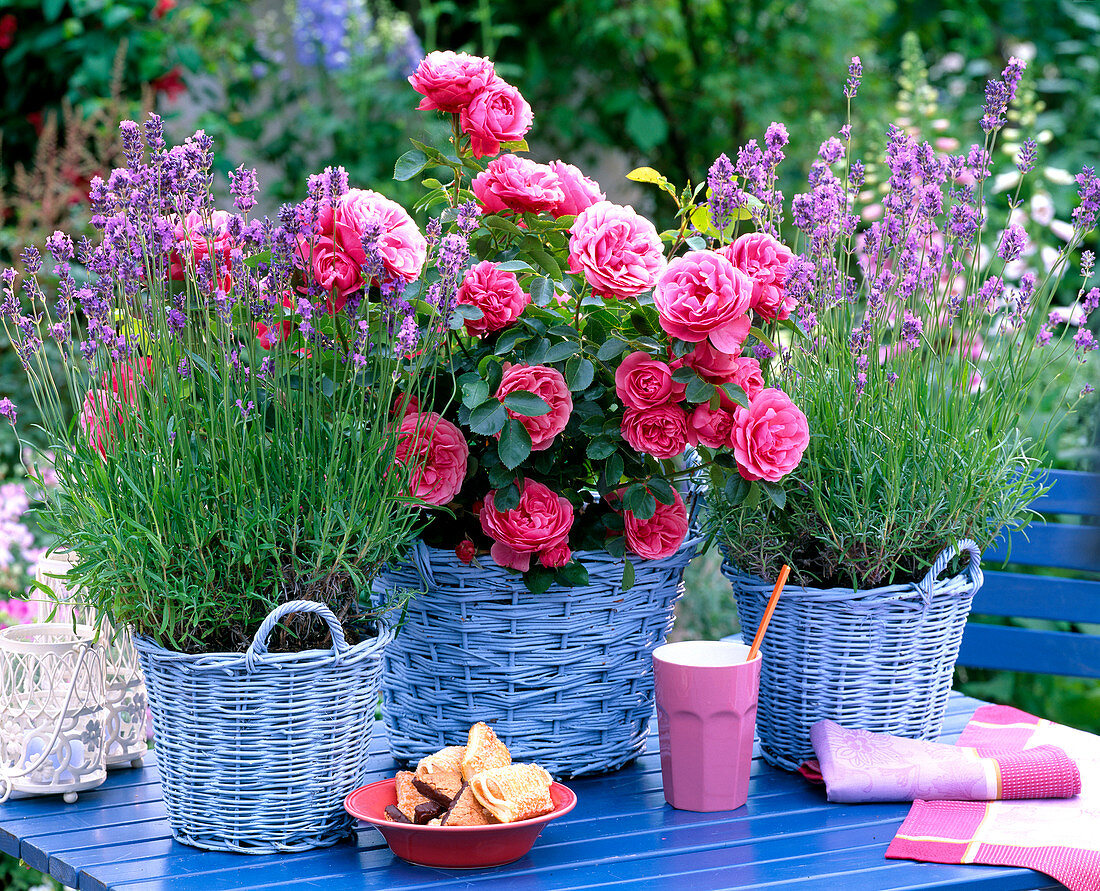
[721,541,983,771]
[376,539,697,778]
[133,601,393,853]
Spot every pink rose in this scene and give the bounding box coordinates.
[568,201,666,300]
[80,359,151,459]
[621,404,690,459]
[394,412,469,507]
[729,357,765,401]
[496,364,573,451]
[455,261,531,336]
[459,78,533,158]
[654,250,753,352]
[548,161,605,217]
[723,232,796,321]
[408,51,496,113]
[170,209,234,290]
[688,402,736,449]
[257,294,294,350]
[325,188,427,284]
[614,351,685,410]
[674,340,741,384]
[732,388,809,482]
[539,541,572,568]
[624,489,689,560]
[297,236,361,308]
[480,479,574,572]
[472,155,564,216]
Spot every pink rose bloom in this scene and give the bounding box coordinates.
[257,294,294,350]
[471,155,564,216]
[80,389,125,459]
[624,489,689,560]
[654,250,753,352]
[732,388,810,482]
[395,412,469,507]
[688,402,737,449]
[548,160,605,217]
[539,541,572,568]
[723,232,796,321]
[323,188,426,284]
[614,351,685,410]
[675,340,742,384]
[480,479,574,572]
[729,356,765,401]
[496,364,573,451]
[455,261,531,336]
[297,236,361,308]
[408,51,496,113]
[621,404,690,459]
[459,78,533,158]
[568,201,665,300]
[170,209,234,289]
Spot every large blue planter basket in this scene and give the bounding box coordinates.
[376,539,697,778]
[133,600,393,854]
[721,540,984,770]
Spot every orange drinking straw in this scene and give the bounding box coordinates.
[747,564,790,662]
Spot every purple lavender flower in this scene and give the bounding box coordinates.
[707,153,738,232]
[1016,138,1037,175]
[764,122,788,167]
[998,224,1027,262]
[20,246,42,275]
[1083,384,1095,395]
[886,371,899,385]
[455,201,481,236]
[849,160,865,188]
[844,56,862,99]
[980,58,1026,133]
[753,342,777,361]
[1073,166,1100,231]
[1082,251,1095,281]
[1082,287,1099,318]
[966,145,992,180]
[1074,328,1098,358]
[855,371,867,396]
[0,398,16,426]
[900,310,923,349]
[819,138,845,165]
[230,165,259,214]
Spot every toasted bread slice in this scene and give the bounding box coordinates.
[469,763,554,823]
[462,722,511,781]
[395,770,433,821]
[440,781,495,826]
[415,745,466,802]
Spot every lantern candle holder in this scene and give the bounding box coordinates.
[35,554,148,769]
[0,623,107,803]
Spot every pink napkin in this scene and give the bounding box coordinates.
[805,718,1080,803]
[887,705,1100,891]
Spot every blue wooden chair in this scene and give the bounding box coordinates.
[956,468,1100,678]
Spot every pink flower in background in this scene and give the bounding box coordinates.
[80,359,154,459]
[729,356,765,401]
[548,161,605,217]
[460,78,533,158]
[496,364,573,451]
[674,339,741,384]
[568,201,665,300]
[297,236,361,306]
[472,155,564,215]
[480,479,574,572]
[688,401,737,449]
[621,404,690,459]
[256,294,294,350]
[654,250,753,352]
[394,412,469,506]
[624,489,689,559]
[723,232,797,321]
[170,209,234,289]
[614,351,685,410]
[408,51,497,113]
[455,261,531,336]
[324,188,427,284]
[732,388,809,482]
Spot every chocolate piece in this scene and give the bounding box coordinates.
[413,800,445,824]
[441,781,495,827]
[413,776,455,806]
[384,804,412,824]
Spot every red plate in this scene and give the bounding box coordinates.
[344,777,577,868]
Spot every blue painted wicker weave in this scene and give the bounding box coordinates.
[721,540,984,770]
[133,600,393,854]
[375,538,698,778]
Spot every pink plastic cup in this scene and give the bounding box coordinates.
[652,640,761,812]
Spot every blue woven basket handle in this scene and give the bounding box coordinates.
[245,600,348,671]
[917,539,983,605]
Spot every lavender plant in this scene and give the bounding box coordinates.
[708,57,1099,589]
[1,115,447,653]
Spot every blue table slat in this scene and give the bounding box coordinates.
[971,570,1100,623]
[959,622,1100,677]
[984,521,1100,573]
[0,693,1064,891]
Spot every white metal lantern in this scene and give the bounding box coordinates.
[0,623,107,803]
[35,553,148,768]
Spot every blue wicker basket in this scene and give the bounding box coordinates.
[133,600,393,853]
[375,538,698,778]
[721,540,983,770]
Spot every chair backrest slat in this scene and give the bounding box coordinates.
[959,624,1100,678]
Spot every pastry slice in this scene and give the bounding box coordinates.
[415,745,466,803]
[395,770,433,821]
[469,763,554,823]
[440,781,495,826]
[462,722,511,780]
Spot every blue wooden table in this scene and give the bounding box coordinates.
[0,692,1062,891]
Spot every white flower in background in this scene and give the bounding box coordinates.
[1031,192,1055,225]
[1044,166,1076,185]
[1049,219,1076,242]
